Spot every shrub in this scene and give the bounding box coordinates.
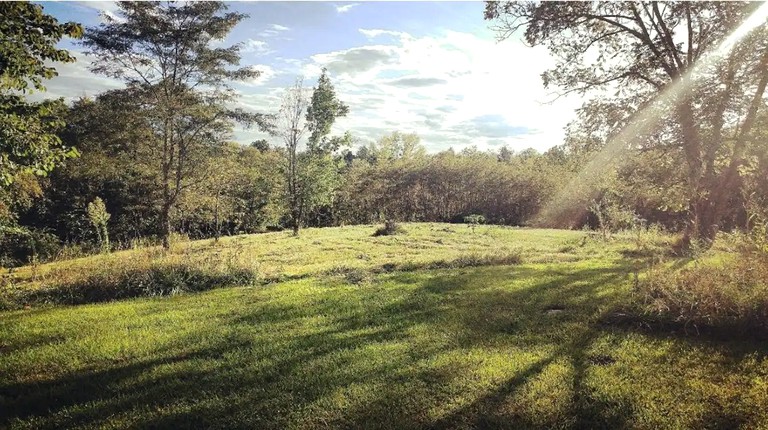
[54,243,89,261]
[633,254,768,335]
[373,220,405,237]
[619,224,677,260]
[0,226,61,267]
[86,197,111,253]
[589,198,640,240]
[464,214,486,233]
[325,266,370,285]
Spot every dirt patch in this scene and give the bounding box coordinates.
[543,305,566,315]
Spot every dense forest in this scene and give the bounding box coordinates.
[2,1,768,266]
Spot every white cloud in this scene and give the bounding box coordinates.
[101,9,125,23]
[74,1,120,13]
[36,12,578,153]
[336,3,360,14]
[258,24,290,38]
[28,50,123,102]
[358,29,410,40]
[72,1,123,23]
[241,39,273,56]
[300,29,580,152]
[310,45,400,76]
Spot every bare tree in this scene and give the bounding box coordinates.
[277,78,312,235]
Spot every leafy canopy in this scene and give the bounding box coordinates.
[0,2,83,186]
[306,68,350,153]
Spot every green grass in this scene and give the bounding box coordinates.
[1,224,767,429]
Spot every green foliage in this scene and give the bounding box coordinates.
[306,68,350,152]
[86,197,110,252]
[464,214,486,233]
[2,251,259,308]
[83,1,271,248]
[589,196,639,240]
[0,172,42,225]
[250,139,270,152]
[83,2,259,87]
[278,74,348,235]
[338,143,562,226]
[634,254,768,335]
[485,2,768,242]
[741,151,768,253]
[0,2,82,92]
[44,93,162,243]
[0,2,82,186]
[359,131,426,164]
[0,225,60,267]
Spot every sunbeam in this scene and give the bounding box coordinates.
[533,1,768,228]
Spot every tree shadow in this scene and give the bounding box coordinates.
[1,260,764,429]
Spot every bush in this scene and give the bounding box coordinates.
[464,214,486,233]
[54,243,89,261]
[589,198,640,240]
[0,226,61,267]
[373,220,405,237]
[633,254,768,335]
[86,197,111,252]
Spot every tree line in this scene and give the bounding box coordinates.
[2,1,768,266]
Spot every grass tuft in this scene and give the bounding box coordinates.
[631,253,768,335]
[373,220,406,236]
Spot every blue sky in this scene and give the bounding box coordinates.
[37,1,579,152]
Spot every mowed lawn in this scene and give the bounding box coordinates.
[1,224,767,429]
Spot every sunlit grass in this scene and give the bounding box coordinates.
[1,224,766,429]
[3,223,615,303]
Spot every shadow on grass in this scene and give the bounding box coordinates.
[1,261,765,429]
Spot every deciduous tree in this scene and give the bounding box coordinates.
[485,1,768,243]
[277,72,348,235]
[0,2,82,186]
[83,1,271,248]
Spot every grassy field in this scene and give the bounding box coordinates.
[1,224,767,429]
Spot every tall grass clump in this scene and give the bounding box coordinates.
[0,248,260,309]
[373,220,405,237]
[633,246,768,335]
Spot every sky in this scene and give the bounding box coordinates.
[36,1,580,153]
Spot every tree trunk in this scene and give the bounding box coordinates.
[289,139,300,237]
[214,189,220,243]
[291,204,301,236]
[102,225,110,253]
[684,49,768,246]
[161,204,172,250]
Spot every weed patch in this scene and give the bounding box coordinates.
[373,220,406,236]
[1,254,259,309]
[630,254,768,336]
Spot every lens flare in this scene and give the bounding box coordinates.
[534,2,768,228]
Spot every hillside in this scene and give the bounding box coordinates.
[1,224,767,429]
